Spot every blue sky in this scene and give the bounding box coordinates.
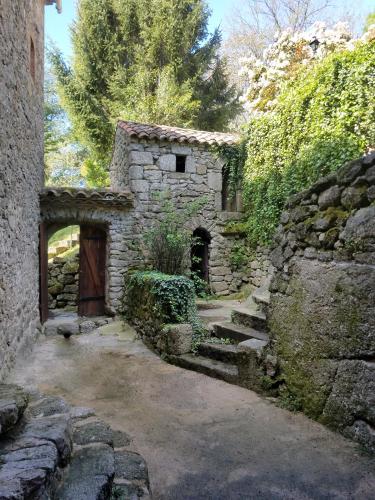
[46,0,374,60]
[45,0,234,59]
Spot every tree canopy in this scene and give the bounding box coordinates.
[50,0,240,167]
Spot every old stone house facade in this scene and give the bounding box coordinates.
[0,0,61,380]
[41,121,251,317]
[109,120,249,295]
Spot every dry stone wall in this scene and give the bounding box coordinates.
[48,252,79,311]
[268,152,375,452]
[0,0,45,379]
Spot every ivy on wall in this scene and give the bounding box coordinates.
[221,41,375,247]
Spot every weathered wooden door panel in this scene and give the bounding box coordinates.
[78,226,106,317]
[39,222,49,324]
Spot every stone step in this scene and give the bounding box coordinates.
[212,322,269,343]
[168,354,238,385]
[252,287,270,307]
[111,450,150,499]
[56,443,115,500]
[0,384,29,436]
[231,307,268,332]
[0,389,151,500]
[198,342,238,363]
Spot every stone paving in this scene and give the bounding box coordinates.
[10,321,375,499]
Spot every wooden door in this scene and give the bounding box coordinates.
[78,226,106,317]
[39,222,49,323]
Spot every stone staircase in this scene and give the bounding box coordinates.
[169,285,271,387]
[0,384,151,499]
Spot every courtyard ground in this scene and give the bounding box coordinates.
[10,321,375,500]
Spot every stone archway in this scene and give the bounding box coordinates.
[39,187,134,321]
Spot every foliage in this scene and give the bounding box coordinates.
[143,194,207,275]
[212,141,247,196]
[242,40,375,245]
[229,242,248,270]
[49,0,240,165]
[190,270,210,299]
[125,271,197,324]
[364,13,375,33]
[44,70,88,186]
[239,21,354,113]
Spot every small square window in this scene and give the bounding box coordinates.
[176,155,186,173]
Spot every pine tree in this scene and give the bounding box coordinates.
[50,0,239,166]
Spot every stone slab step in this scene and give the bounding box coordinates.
[252,286,270,307]
[168,354,238,385]
[213,322,269,343]
[0,384,29,436]
[56,443,115,500]
[231,308,267,332]
[198,342,238,363]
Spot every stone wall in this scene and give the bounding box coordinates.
[48,252,79,311]
[268,152,375,452]
[0,0,45,379]
[110,131,249,296]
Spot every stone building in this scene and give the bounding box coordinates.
[0,0,61,380]
[110,120,248,294]
[41,121,251,318]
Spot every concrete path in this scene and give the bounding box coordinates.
[10,322,375,499]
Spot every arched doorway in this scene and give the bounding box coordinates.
[40,222,107,321]
[191,228,211,284]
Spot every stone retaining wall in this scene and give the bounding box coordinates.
[268,152,375,452]
[48,252,79,311]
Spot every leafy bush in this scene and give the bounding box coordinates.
[123,270,208,352]
[143,195,207,275]
[242,41,375,245]
[124,271,196,324]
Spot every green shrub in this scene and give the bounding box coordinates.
[143,194,207,275]
[241,41,375,245]
[123,270,208,352]
[124,271,196,324]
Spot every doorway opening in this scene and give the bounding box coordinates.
[191,228,211,287]
[40,223,107,322]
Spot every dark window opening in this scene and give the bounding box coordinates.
[191,228,211,284]
[176,155,186,173]
[222,167,237,211]
[30,37,36,82]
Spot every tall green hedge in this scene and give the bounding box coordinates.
[243,41,375,245]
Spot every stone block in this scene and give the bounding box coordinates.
[211,281,228,293]
[171,145,192,155]
[128,151,153,165]
[158,323,193,355]
[207,172,222,191]
[129,165,144,180]
[158,154,176,171]
[130,180,149,193]
[196,164,207,175]
[318,186,341,210]
[341,206,375,242]
[185,156,196,173]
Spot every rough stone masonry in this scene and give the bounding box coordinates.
[268,152,375,452]
[0,0,47,380]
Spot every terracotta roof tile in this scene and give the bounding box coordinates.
[118,120,239,146]
[40,188,133,209]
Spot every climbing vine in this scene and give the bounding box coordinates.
[212,141,247,196]
[242,40,375,246]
